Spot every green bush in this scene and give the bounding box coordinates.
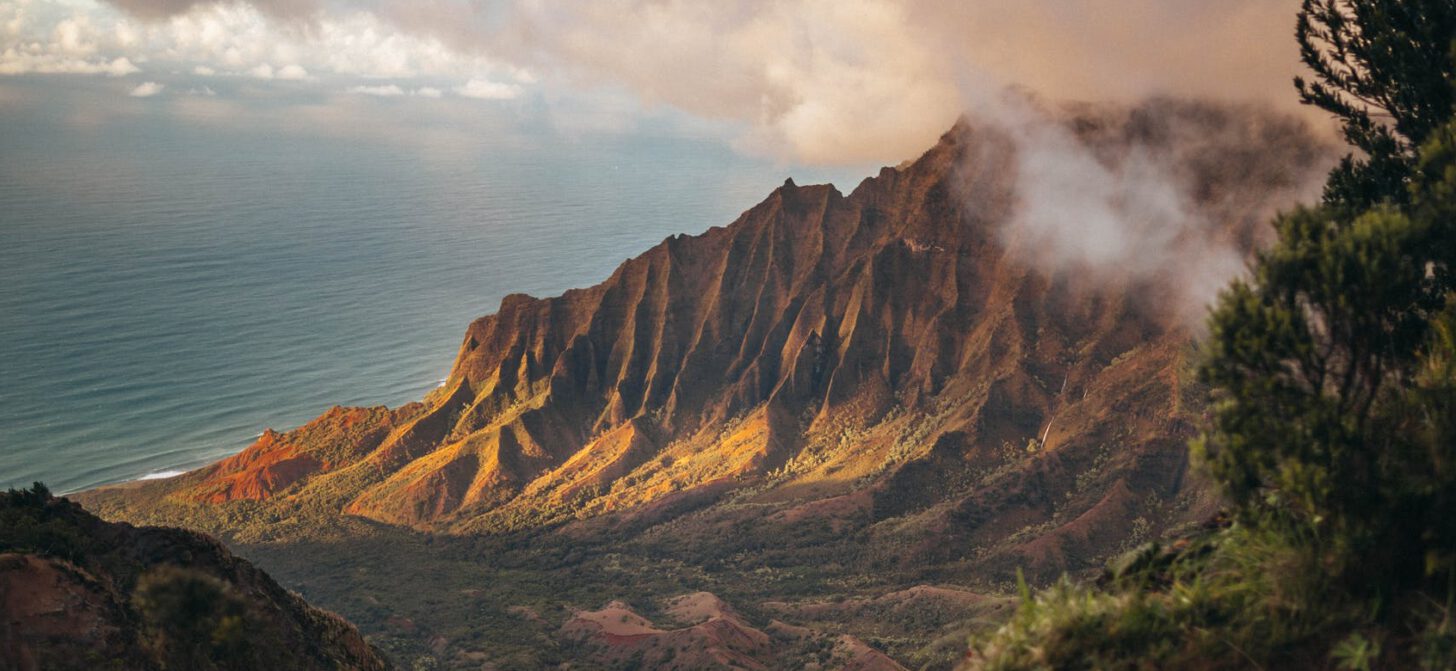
[133,565,255,668]
[0,482,92,563]
[1198,0,1456,593]
[964,3,1456,669]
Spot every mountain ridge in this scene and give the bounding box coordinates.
[76,99,1333,668]
[90,100,1325,546]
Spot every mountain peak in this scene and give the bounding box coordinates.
[86,101,1329,582]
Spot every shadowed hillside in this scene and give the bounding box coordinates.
[0,484,391,671]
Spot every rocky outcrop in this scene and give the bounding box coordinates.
[0,486,392,671]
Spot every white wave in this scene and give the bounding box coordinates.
[136,469,186,481]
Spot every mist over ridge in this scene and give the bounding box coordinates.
[954,93,1334,326]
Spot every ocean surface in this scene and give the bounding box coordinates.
[0,88,871,493]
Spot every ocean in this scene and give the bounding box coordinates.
[0,83,870,493]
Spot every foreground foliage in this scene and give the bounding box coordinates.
[967,2,1456,668]
[969,523,1456,670]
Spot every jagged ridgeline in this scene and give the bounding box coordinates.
[82,99,1328,579]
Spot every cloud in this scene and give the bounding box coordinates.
[952,93,1333,325]
[110,3,510,81]
[108,56,140,76]
[509,0,1312,164]
[241,63,309,81]
[0,47,141,76]
[106,0,321,22]
[454,78,519,100]
[321,0,1312,163]
[129,80,163,96]
[91,0,1313,164]
[0,7,139,77]
[2,1,511,96]
[54,17,97,56]
[348,83,403,96]
[275,63,307,80]
[347,83,446,98]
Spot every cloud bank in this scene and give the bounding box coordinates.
[93,0,1311,165]
[128,80,163,96]
[0,1,525,98]
[454,78,520,100]
[955,94,1333,325]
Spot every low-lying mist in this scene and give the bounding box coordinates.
[955,93,1335,327]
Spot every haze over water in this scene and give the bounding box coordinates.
[0,83,868,493]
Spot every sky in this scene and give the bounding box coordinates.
[0,0,1318,166]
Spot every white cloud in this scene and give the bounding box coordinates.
[129,80,163,96]
[454,78,519,100]
[105,56,139,76]
[0,47,141,76]
[113,21,139,47]
[0,4,144,77]
[88,0,1306,163]
[954,93,1329,326]
[275,63,307,80]
[348,83,403,96]
[4,10,23,38]
[11,0,1314,164]
[4,4,391,87]
[348,83,447,98]
[102,3,512,83]
[463,0,1312,163]
[53,17,96,56]
[188,84,214,95]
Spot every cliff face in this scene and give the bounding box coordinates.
[85,100,1327,578]
[0,486,391,671]
[68,100,1334,670]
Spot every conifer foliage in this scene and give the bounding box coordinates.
[1202,0,1456,589]
[1295,0,1456,211]
[967,3,1456,668]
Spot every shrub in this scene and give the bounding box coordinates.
[133,565,255,668]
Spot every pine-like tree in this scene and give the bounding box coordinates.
[1295,0,1456,212]
[1200,3,1456,589]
